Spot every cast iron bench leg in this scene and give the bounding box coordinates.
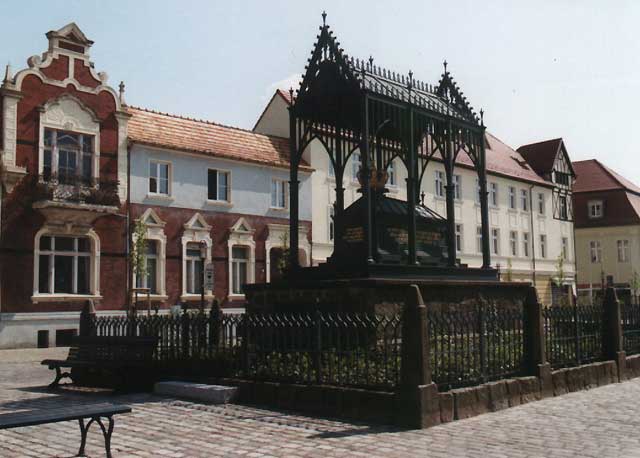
[77,416,115,458]
[48,366,71,388]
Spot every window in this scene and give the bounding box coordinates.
[328,205,335,241]
[538,193,545,215]
[351,152,361,181]
[562,237,569,260]
[490,182,498,207]
[475,178,481,204]
[590,241,601,263]
[185,242,204,294]
[208,169,229,202]
[387,161,396,186]
[539,234,547,258]
[453,175,462,200]
[588,200,603,219]
[523,232,530,257]
[509,231,518,256]
[521,189,529,212]
[271,179,288,209]
[559,195,568,220]
[43,129,93,183]
[508,186,516,210]
[435,170,444,197]
[149,161,170,195]
[231,246,249,295]
[455,224,463,253]
[136,240,159,294]
[618,240,629,263]
[491,228,500,255]
[38,235,91,295]
[476,226,483,253]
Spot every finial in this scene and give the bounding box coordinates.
[480,108,484,126]
[407,70,413,91]
[118,81,126,105]
[3,62,12,85]
[420,191,425,205]
[289,86,294,101]
[443,60,448,73]
[368,55,374,68]
[322,11,327,26]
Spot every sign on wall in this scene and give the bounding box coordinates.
[204,263,214,290]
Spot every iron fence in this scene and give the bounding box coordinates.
[622,303,640,356]
[427,302,525,391]
[90,309,402,390]
[542,304,604,369]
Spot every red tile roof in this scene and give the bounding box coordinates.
[127,106,310,171]
[276,89,293,105]
[572,159,640,194]
[451,133,551,186]
[516,138,562,177]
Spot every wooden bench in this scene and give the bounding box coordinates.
[0,403,131,458]
[42,336,158,388]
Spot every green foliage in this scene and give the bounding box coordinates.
[505,258,513,282]
[277,230,291,275]
[130,219,147,283]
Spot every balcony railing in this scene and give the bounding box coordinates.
[34,173,120,207]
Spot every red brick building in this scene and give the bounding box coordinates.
[0,24,312,348]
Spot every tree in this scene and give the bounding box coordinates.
[505,258,513,282]
[130,218,147,299]
[277,229,291,276]
[554,254,568,306]
[631,270,640,305]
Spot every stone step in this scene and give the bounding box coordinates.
[154,381,238,404]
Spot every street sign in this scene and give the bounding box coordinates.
[204,263,214,290]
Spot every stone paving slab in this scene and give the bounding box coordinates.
[2,348,640,457]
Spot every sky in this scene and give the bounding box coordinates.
[2,1,640,183]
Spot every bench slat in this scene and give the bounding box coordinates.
[0,403,131,429]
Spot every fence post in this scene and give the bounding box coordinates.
[602,286,625,381]
[574,304,582,365]
[242,314,250,377]
[182,309,190,361]
[478,298,487,383]
[209,300,222,357]
[79,300,96,337]
[396,285,439,429]
[314,309,322,384]
[523,287,552,395]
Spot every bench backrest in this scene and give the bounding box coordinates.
[70,336,158,363]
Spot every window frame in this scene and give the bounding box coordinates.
[491,228,500,255]
[617,239,630,263]
[149,160,171,196]
[435,170,445,198]
[489,182,498,207]
[270,178,288,210]
[231,245,250,296]
[32,229,101,302]
[42,128,95,183]
[523,232,530,257]
[508,186,516,210]
[538,192,545,215]
[455,223,463,253]
[588,200,603,219]
[520,189,529,212]
[453,174,462,200]
[509,230,518,257]
[539,234,547,259]
[476,226,483,253]
[590,240,602,263]
[207,168,231,203]
[387,161,397,187]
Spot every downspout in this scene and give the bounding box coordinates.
[125,140,132,310]
[529,184,537,286]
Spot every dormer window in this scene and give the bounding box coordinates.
[43,129,93,184]
[588,200,603,219]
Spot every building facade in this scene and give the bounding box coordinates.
[0,24,130,348]
[0,24,311,348]
[255,92,576,305]
[572,159,640,305]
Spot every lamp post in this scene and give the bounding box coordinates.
[199,240,207,312]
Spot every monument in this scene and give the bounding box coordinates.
[245,13,531,313]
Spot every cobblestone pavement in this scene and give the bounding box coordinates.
[2,348,640,457]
